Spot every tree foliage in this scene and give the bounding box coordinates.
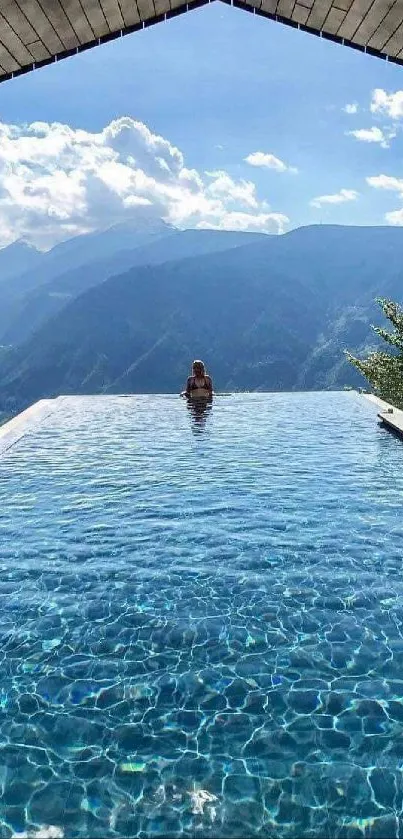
[346,297,403,408]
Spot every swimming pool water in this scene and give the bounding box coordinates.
[1,392,403,839]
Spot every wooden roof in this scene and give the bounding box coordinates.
[0,0,402,84]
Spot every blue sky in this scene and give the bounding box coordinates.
[1,1,403,246]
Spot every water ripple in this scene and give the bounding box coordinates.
[0,393,403,838]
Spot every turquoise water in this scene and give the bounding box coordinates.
[1,392,403,838]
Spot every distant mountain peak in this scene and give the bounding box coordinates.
[0,238,40,255]
[102,216,174,235]
[0,237,43,290]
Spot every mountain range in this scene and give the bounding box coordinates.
[0,226,265,346]
[0,219,402,415]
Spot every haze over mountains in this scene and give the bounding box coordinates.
[0,218,401,415]
[1,225,265,346]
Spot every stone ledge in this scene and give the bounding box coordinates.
[362,393,391,411]
[0,397,65,457]
[362,393,403,439]
[377,408,403,439]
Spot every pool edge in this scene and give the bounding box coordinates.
[1,392,398,457]
[0,397,66,456]
[362,393,403,440]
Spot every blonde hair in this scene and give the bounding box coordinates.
[192,359,206,375]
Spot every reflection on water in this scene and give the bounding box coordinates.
[1,393,403,839]
[186,396,213,434]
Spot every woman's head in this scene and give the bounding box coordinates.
[192,359,206,377]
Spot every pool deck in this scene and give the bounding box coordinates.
[362,393,403,438]
[377,408,403,438]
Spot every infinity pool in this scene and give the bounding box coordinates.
[1,392,403,838]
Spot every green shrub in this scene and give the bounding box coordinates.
[346,297,403,409]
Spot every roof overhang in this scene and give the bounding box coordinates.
[0,0,402,85]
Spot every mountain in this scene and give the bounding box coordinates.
[2,228,267,346]
[0,240,42,286]
[2,217,173,301]
[1,223,402,412]
[37,217,174,279]
[0,217,174,340]
[0,245,318,406]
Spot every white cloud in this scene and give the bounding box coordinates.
[347,126,393,148]
[371,88,403,119]
[198,211,289,234]
[367,174,403,226]
[244,151,297,174]
[310,189,359,209]
[344,103,358,114]
[366,174,403,194]
[0,118,289,249]
[205,170,259,208]
[385,209,403,225]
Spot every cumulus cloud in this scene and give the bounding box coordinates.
[347,126,394,148]
[244,151,297,174]
[0,118,289,249]
[205,170,259,208]
[385,209,403,225]
[371,88,403,119]
[198,211,289,233]
[344,103,358,114]
[310,189,358,209]
[366,174,403,193]
[366,174,403,225]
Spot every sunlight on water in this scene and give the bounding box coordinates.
[0,392,403,838]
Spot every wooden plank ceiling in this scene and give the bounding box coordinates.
[0,0,402,83]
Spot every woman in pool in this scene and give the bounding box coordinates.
[182,360,213,400]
